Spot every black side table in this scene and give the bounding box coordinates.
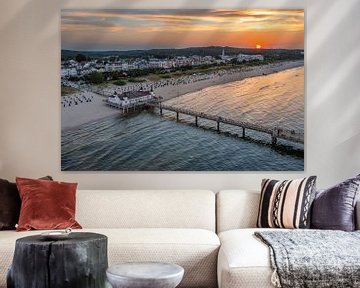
[7,232,108,288]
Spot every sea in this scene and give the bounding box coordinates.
[61,66,304,171]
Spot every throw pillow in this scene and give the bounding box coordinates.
[0,179,20,230]
[16,177,82,231]
[311,174,360,231]
[257,176,317,229]
[0,176,53,230]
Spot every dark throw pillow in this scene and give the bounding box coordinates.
[257,176,317,229]
[0,176,53,230]
[311,174,360,231]
[0,179,20,230]
[16,177,82,231]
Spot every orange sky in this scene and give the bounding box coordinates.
[61,9,304,51]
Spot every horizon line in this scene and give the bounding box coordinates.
[61,46,304,53]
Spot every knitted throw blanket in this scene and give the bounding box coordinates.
[255,230,360,288]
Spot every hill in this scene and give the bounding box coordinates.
[61,46,303,61]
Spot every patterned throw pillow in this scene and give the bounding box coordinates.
[257,176,317,229]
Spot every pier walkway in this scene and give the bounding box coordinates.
[156,103,304,145]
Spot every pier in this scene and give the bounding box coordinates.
[157,103,304,145]
[107,100,150,113]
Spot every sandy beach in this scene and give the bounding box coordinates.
[61,92,120,130]
[61,60,304,130]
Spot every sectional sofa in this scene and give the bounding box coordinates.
[0,189,359,288]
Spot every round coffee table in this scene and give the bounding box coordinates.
[106,262,184,288]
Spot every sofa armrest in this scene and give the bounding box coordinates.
[356,200,360,230]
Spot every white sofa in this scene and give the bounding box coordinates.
[216,190,360,288]
[216,190,273,288]
[1,189,359,288]
[0,190,220,288]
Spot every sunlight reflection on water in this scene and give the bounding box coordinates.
[166,66,304,131]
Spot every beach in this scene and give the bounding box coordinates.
[61,60,304,130]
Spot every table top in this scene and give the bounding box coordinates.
[16,232,107,245]
[107,262,184,280]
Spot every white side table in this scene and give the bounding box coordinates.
[106,262,184,288]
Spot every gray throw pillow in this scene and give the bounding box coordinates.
[311,174,360,231]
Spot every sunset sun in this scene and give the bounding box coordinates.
[256,44,262,49]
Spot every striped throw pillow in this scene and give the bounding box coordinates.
[257,176,317,229]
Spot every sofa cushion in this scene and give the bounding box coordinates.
[0,228,220,288]
[218,228,279,288]
[311,175,360,231]
[216,190,260,233]
[0,179,20,231]
[76,190,216,231]
[257,177,317,229]
[0,176,53,230]
[16,177,81,231]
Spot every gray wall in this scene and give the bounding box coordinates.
[1,0,359,190]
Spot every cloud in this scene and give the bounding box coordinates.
[62,14,126,33]
[61,9,304,50]
[61,9,304,30]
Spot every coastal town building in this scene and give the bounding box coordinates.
[220,49,264,62]
[220,49,235,61]
[237,53,264,62]
[107,90,155,109]
[61,67,78,77]
[61,50,265,79]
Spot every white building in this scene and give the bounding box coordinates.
[148,59,171,69]
[220,49,235,61]
[105,63,123,72]
[61,67,78,77]
[237,53,264,62]
[107,91,155,108]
